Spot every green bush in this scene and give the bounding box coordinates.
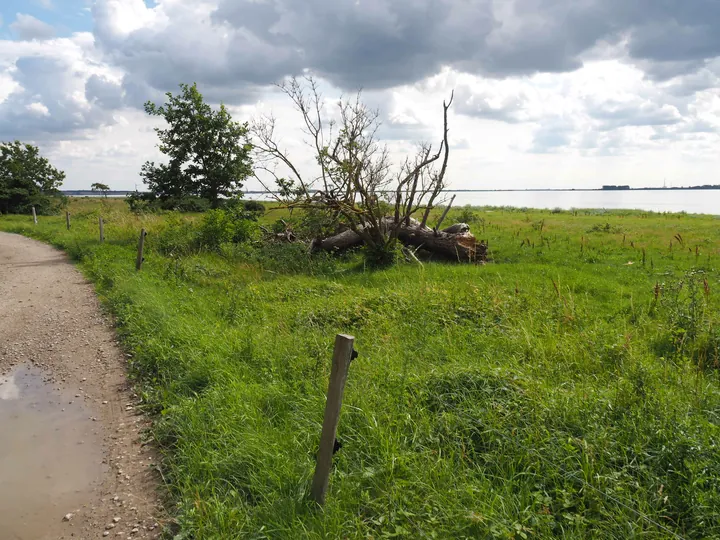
[456,204,479,224]
[296,207,343,239]
[156,213,199,256]
[198,209,256,251]
[240,200,265,215]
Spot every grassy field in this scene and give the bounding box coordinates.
[2,197,720,539]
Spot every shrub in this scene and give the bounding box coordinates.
[125,191,154,213]
[361,241,402,268]
[198,210,236,250]
[455,205,479,224]
[587,222,623,234]
[241,200,265,214]
[156,213,199,256]
[295,207,340,239]
[198,209,256,251]
[170,197,211,213]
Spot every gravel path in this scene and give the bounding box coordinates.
[0,232,163,539]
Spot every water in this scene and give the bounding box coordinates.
[72,187,720,214]
[449,190,720,214]
[246,189,720,214]
[0,365,104,539]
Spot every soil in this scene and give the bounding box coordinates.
[0,232,164,539]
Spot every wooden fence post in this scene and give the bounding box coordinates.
[136,228,146,271]
[99,216,104,243]
[32,206,37,225]
[66,211,71,230]
[310,334,356,505]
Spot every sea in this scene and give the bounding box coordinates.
[69,189,720,215]
[445,190,720,215]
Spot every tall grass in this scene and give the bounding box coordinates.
[2,199,720,538]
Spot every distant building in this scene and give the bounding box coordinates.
[602,185,631,190]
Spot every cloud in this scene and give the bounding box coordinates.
[0,39,118,141]
[82,0,720,116]
[85,74,124,109]
[91,0,300,105]
[10,14,56,41]
[663,68,720,97]
[454,85,537,124]
[529,121,575,154]
[26,102,50,116]
[588,99,683,131]
[3,0,720,191]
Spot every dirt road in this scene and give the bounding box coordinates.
[0,232,162,539]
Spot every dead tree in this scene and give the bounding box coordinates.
[251,76,484,262]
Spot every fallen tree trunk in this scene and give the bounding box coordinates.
[312,218,487,262]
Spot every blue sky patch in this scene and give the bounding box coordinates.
[0,0,92,39]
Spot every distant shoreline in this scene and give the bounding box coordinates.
[61,186,720,197]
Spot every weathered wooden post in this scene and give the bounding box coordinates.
[135,228,146,271]
[310,334,356,505]
[32,206,37,225]
[99,216,105,243]
[66,211,71,230]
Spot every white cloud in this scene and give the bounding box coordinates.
[0,0,720,191]
[0,32,123,142]
[10,14,56,41]
[26,102,50,116]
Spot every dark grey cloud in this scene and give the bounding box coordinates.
[92,0,302,105]
[10,14,55,41]
[119,75,165,110]
[90,0,720,109]
[92,0,495,100]
[6,0,720,148]
[625,7,720,65]
[272,0,495,89]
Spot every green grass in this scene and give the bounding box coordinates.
[3,199,720,539]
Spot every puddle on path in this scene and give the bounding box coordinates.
[0,364,105,539]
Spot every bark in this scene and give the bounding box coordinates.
[312,217,487,262]
[312,228,364,252]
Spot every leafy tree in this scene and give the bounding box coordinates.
[91,182,110,197]
[142,83,253,209]
[0,141,65,214]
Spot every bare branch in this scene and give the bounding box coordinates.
[420,91,453,228]
[251,79,471,257]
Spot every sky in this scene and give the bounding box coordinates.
[1,1,720,191]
